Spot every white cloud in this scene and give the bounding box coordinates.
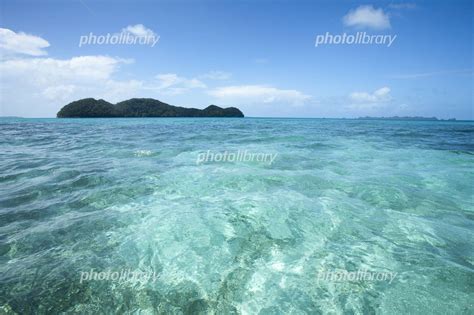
[208,85,311,105]
[348,86,392,110]
[42,85,76,101]
[0,55,141,116]
[199,70,231,80]
[350,86,391,103]
[0,49,228,116]
[101,79,145,102]
[120,24,157,39]
[0,28,50,57]
[153,73,206,95]
[0,56,131,85]
[343,5,391,30]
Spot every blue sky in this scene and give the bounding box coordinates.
[0,0,472,118]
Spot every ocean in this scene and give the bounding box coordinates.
[0,117,473,314]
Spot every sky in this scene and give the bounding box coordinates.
[0,0,472,119]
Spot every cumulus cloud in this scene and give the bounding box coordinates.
[343,5,391,30]
[0,50,227,116]
[208,85,311,105]
[0,55,142,116]
[0,27,150,116]
[153,73,206,95]
[42,85,76,101]
[348,87,392,110]
[120,24,158,39]
[0,28,50,57]
[0,55,131,85]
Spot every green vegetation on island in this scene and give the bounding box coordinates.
[57,98,244,118]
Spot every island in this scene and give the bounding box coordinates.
[56,98,244,118]
[357,116,456,121]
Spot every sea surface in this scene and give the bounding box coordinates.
[0,118,473,314]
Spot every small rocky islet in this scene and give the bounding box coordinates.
[57,98,244,118]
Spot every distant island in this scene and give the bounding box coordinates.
[357,116,456,121]
[57,98,244,118]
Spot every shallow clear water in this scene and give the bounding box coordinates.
[0,118,473,314]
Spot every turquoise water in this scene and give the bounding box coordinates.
[0,118,473,314]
